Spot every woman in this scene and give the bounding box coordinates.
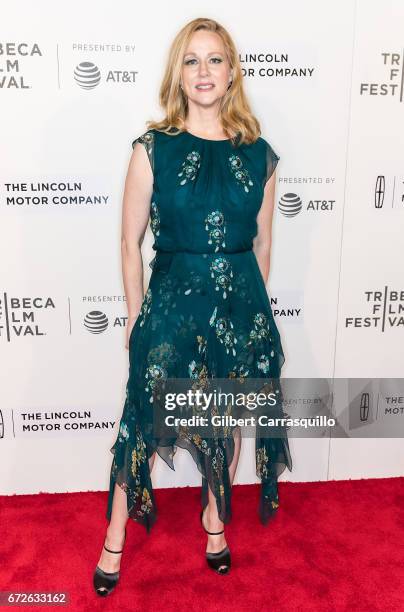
[93,16,292,595]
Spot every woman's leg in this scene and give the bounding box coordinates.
[202,427,241,562]
[228,426,241,486]
[96,452,156,576]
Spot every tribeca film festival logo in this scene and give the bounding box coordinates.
[345,286,404,331]
[0,293,54,342]
[277,191,336,217]
[0,294,127,341]
[0,42,42,89]
[360,52,404,102]
[374,175,404,210]
[0,41,139,90]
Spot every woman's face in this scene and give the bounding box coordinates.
[181,30,232,108]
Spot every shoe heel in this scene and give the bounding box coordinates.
[200,509,231,575]
[93,527,127,596]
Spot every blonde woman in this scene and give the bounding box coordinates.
[93,16,292,595]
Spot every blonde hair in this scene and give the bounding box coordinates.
[146,17,261,145]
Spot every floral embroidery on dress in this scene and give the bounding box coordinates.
[229,154,254,193]
[145,342,179,402]
[178,150,201,185]
[262,480,280,510]
[212,446,225,476]
[197,334,207,358]
[257,354,271,373]
[118,421,129,443]
[210,256,233,299]
[190,433,211,455]
[137,130,154,160]
[232,272,253,305]
[145,364,167,402]
[183,270,205,296]
[205,210,226,251]
[209,306,218,327]
[212,403,234,439]
[188,359,209,382]
[228,363,250,379]
[177,427,212,456]
[149,311,164,332]
[209,307,237,356]
[131,431,147,476]
[157,275,178,315]
[174,314,198,339]
[138,288,152,327]
[256,446,269,479]
[188,334,210,385]
[150,201,160,237]
[247,312,272,346]
[139,487,153,515]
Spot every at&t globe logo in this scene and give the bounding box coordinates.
[278,192,303,217]
[84,311,109,334]
[74,62,101,89]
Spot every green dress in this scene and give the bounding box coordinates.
[106,127,293,531]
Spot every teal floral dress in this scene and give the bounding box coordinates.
[106,127,293,531]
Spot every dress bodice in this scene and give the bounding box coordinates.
[132,128,279,258]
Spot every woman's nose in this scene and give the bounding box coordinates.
[198,61,209,77]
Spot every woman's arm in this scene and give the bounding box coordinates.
[121,141,153,348]
[252,169,277,286]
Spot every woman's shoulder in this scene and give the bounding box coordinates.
[132,127,182,147]
[257,136,280,183]
[131,128,157,150]
[241,135,280,185]
[131,128,185,161]
[131,128,186,174]
[250,135,279,161]
[131,129,160,173]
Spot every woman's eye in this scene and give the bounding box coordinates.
[184,57,223,65]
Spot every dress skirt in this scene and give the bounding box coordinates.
[106,247,293,532]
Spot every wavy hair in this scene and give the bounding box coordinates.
[146,17,261,145]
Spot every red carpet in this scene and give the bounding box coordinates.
[1,477,404,611]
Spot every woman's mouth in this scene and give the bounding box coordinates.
[195,83,215,91]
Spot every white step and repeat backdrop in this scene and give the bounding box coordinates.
[1,0,403,496]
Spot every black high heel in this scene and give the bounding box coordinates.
[93,527,127,597]
[200,508,231,575]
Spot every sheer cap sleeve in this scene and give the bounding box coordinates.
[131,129,155,174]
[263,138,280,185]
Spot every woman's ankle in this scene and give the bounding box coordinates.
[106,524,126,545]
[205,505,224,531]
